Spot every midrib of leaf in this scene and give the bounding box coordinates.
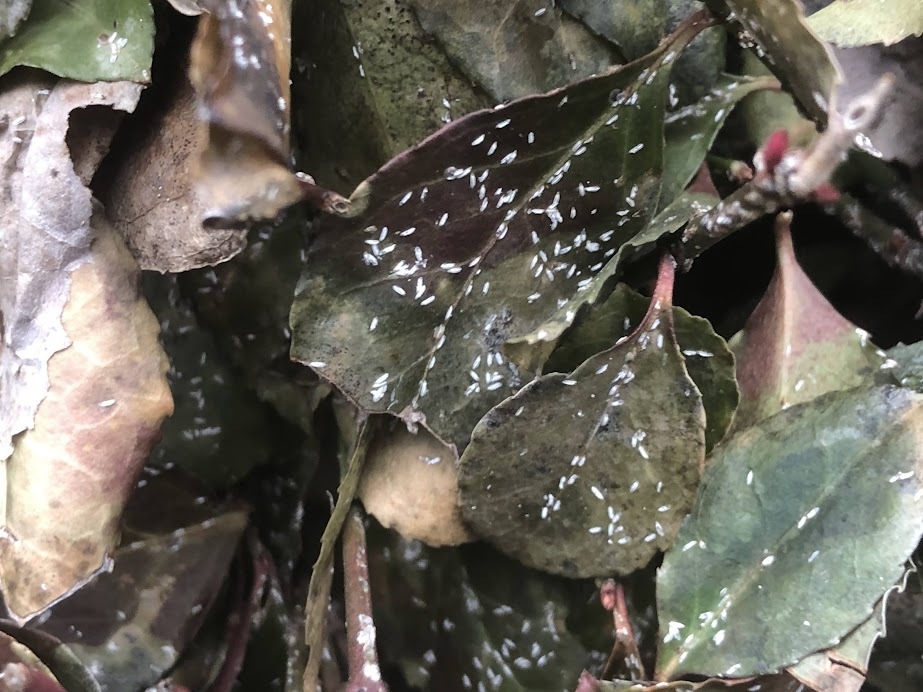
[659,400,911,677]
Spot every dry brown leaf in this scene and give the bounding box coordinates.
[0,75,173,619]
[102,74,248,272]
[359,423,473,547]
[189,0,347,226]
[1,210,173,619]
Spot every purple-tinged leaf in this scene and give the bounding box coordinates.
[290,13,714,450]
[457,256,706,578]
[730,213,886,431]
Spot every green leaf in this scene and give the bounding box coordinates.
[659,73,776,209]
[886,341,923,392]
[807,0,923,48]
[505,192,718,372]
[294,0,492,193]
[547,282,738,452]
[290,15,712,450]
[730,215,887,430]
[408,0,620,102]
[656,386,923,679]
[458,257,706,578]
[369,524,609,691]
[712,0,841,124]
[0,0,153,82]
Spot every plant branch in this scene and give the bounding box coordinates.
[342,504,387,692]
[676,74,895,265]
[303,414,375,691]
[837,197,923,280]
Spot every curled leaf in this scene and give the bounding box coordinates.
[189,0,347,226]
[458,256,706,578]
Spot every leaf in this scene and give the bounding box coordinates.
[293,0,492,194]
[0,623,100,692]
[101,75,247,272]
[886,341,923,392]
[0,78,172,619]
[561,0,668,62]
[457,256,706,578]
[290,14,712,450]
[504,69,775,369]
[563,0,728,103]
[0,0,153,82]
[546,282,738,452]
[143,274,278,489]
[407,0,619,102]
[28,473,248,691]
[368,524,610,692]
[656,386,923,679]
[731,213,886,430]
[359,421,473,547]
[659,74,777,208]
[714,0,841,124]
[807,0,923,48]
[189,0,347,227]
[504,192,718,372]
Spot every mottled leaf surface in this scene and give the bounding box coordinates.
[408,0,619,102]
[294,0,491,194]
[0,0,153,82]
[458,258,706,578]
[369,524,609,691]
[657,386,923,679]
[30,474,247,692]
[505,192,718,372]
[561,0,666,61]
[731,216,885,430]
[659,73,775,207]
[887,341,923,392]
[714,0,841,123]
[807,0,923,48]
[290,16,710,450]
[547,282,738,451]
[505,68,770,370]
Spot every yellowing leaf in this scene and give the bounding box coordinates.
[808,0,923,48]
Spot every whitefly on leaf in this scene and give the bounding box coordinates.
[457,255,706,578]
[290,12,715,450]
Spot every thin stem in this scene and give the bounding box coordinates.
[837,198,923,280]
[676,74,894,266]
[599,579,646,681]
[343,505,387,692]
[303,415,375,691]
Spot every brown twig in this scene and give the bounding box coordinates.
[342,505,387,692]
[599,579,646,681]
[208,538,273,692]
[677,74,895,265]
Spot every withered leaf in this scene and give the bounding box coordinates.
[458,256,706,578]
[290,15,712,450]
[102,74,248,272]
[1,76,172,619]
[189,0,347,227]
